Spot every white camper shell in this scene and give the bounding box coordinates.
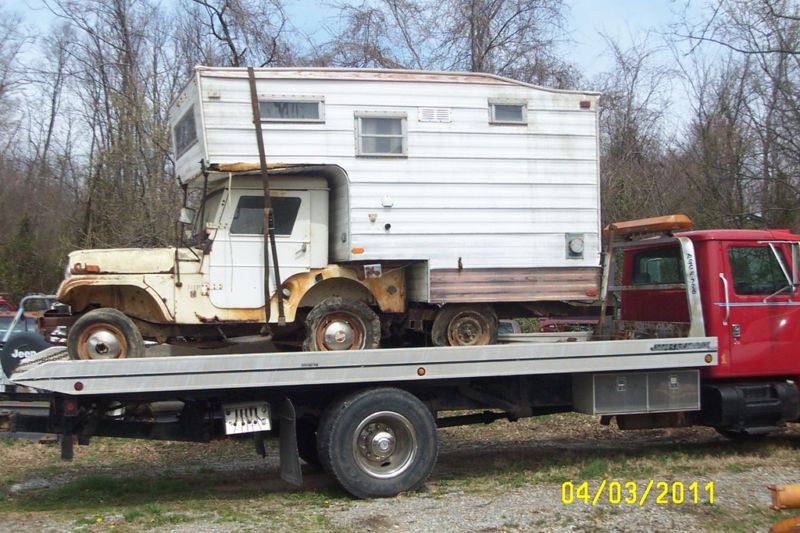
[170,68,602,305]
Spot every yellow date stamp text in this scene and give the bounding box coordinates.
[561,480,715,506]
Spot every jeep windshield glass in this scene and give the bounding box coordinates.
[192,189,224,244]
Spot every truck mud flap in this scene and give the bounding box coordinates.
[278,397,302,486]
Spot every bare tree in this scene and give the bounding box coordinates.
[595,35,674,224]
[670,53,757,228]
[183,0,293,67]
[680,0,800,228]
[322,0,577,87]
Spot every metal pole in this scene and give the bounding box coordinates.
[594,225,617,340]
[247,68,285,331]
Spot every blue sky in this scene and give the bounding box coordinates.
[564,0,693,75]
[11,0,698,79]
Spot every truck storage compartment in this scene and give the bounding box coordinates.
[572,370,700,415]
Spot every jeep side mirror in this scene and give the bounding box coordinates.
[179,207,196,225]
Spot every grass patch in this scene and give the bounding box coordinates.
[578,459,608,479]
[16,475,191,511]
[701,506,793,533]
[215,508,258,524]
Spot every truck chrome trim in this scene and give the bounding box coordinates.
[719,273,730,326]
[677,238,705,337]
[714,301,800,307]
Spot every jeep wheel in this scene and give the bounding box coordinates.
[68,308,145,360]
[303,297,380,351]
[431,304,498,347]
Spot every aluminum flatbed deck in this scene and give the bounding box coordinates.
[10,337,718,396]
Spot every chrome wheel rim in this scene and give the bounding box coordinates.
[77,325,127,360]
[316,312,365,351]
[352,411,417,479]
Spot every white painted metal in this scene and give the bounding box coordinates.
[210,190,311,308]
[11,337,717,396]
[207,176,328,308]
[169,68,602,273]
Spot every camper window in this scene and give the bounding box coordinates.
[355,111,407,156]
[259,97,324,122]
[173,106,198,156]
[489,100,527,125]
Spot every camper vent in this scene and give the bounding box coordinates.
[418,107,451,123]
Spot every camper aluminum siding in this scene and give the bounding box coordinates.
[170,68,601,303]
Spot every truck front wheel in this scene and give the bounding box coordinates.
[316,387,438,498]
[67,308,145,360]
[303,297,380,351]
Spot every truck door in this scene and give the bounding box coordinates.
[715,243,800,377]
[209,191,311,309]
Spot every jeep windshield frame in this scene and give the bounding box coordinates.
[192,189,225,245]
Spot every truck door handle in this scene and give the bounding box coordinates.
[719,273,730,326]
[297,243,307,254]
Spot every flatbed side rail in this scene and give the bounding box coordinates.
[11,337,718,396]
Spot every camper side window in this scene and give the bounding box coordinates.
[173,106,198,156]
[355,112,407,156]
[259,97,324,122]
[230,196,302,236]
[489,100,527,125]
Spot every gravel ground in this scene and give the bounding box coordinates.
[1,414,799,532]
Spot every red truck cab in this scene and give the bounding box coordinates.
[613,216,800,436]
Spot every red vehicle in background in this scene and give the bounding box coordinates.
[0,297,15,316]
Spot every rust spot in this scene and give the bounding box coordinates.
[210,162,306,172]
[57,279,171,322]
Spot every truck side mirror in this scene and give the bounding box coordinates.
[179,207,196,225]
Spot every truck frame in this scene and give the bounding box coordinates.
[8,215,798,499]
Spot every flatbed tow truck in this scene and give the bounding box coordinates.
[2,215,799,499]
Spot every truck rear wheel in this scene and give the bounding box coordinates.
[68,308,145,360]
[316,387,438,498]
[431,304,498,347]
[303,297,380,351]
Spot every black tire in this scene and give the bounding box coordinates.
[296,417,322,469]
[316,387,438,499]
[303,297,380,351]
[431,304,498,347]
[0,332,52,378]
[67,308,145,360]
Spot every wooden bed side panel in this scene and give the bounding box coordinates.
[428,267,600,303]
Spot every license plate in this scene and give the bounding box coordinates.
[223,401,271,435]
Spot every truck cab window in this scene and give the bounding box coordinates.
[728,247,788,295]
[230,196,302,235]
[631,247,683,285]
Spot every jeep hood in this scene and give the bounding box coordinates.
[67,248,199,275]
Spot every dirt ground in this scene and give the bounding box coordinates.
[0,413,799,532]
